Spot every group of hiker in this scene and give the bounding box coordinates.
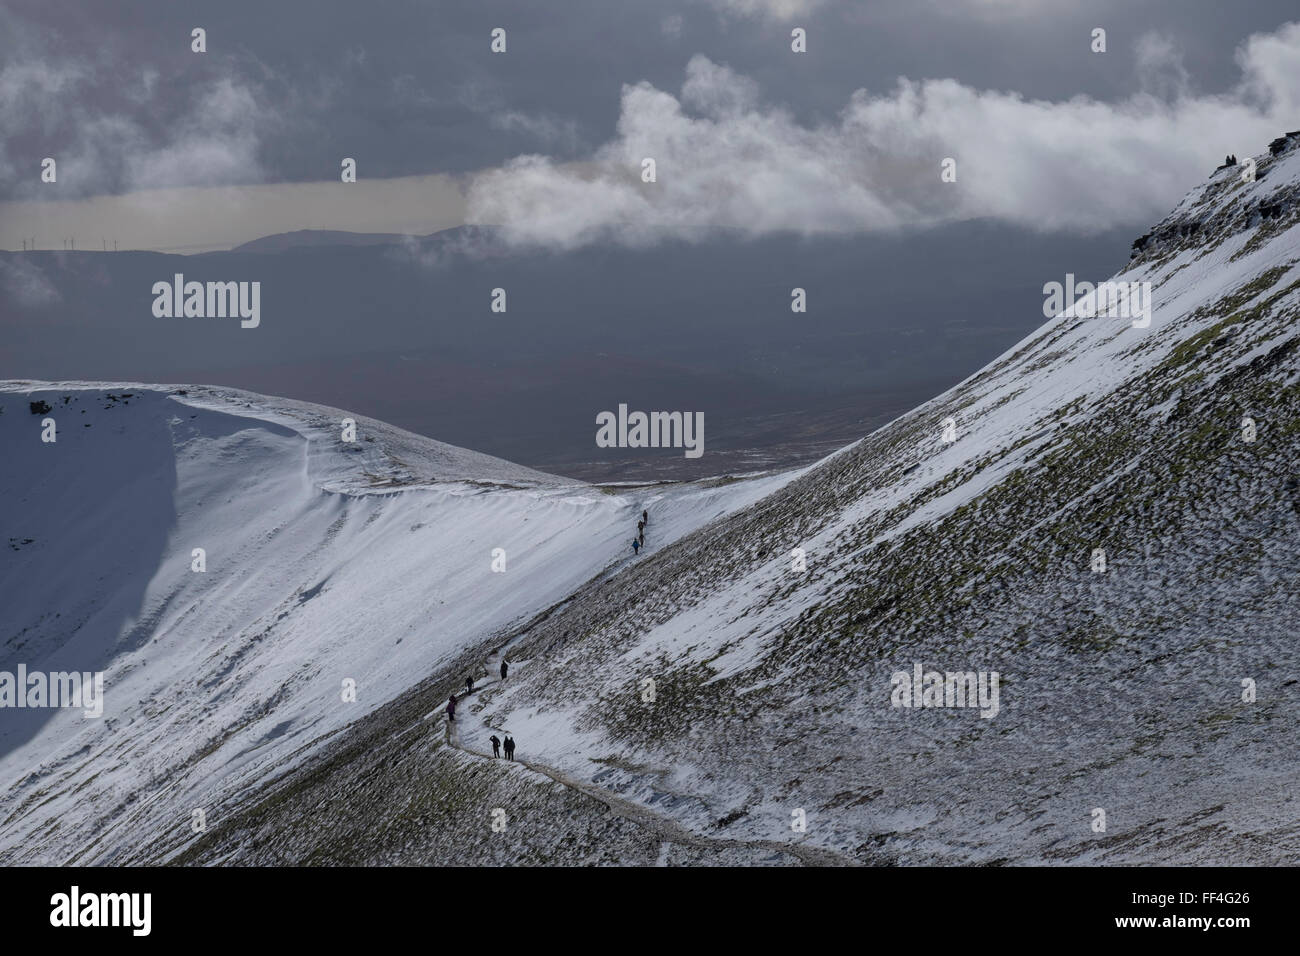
[489,733,516,760]
[445,656,516,759]
[449,659,508,715]
[632,508,649,555]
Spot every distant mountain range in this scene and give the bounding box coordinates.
[231,229,421,253]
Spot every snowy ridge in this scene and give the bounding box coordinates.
[0,383,789,863]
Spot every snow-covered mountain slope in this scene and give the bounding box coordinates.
[0,383,790,864]
[162,137,1300,866]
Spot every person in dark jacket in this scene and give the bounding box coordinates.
[500,659,508,681]
[642,509,648,524]
[490,734,501,758]
[632,538,640,555]
[446,695,457,721]
[504,736,516,761]
[466,675,474,695]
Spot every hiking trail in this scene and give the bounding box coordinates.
[429,644,852,866]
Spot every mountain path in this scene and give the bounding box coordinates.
[423,555,853,867]
[445,703,851,866]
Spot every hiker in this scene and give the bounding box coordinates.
[642,509,648,525]
[490,734,501,758]
[632,538,640,555]
[500,659,508,681]
[466,675,474,695]
[637,520,644,535]
[638,530,644,547]
[504,736,516,761]
[446,694,457,722]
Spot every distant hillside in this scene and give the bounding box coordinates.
[0,221,1131,481]
[231,229,415,253]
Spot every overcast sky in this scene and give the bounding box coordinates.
[2,0,1298,251]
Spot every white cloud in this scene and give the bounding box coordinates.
[467,24,1300,249]
[700,0,825,22]
[126,78,270,191]
[0,59,86,183]
[1238,21,1300,116]
[1135,32,1191,100]
[0,32,276,200]
[489,110,582,153]
[0,257,60,307]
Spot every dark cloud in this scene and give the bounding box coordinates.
[2,0,1297,204]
